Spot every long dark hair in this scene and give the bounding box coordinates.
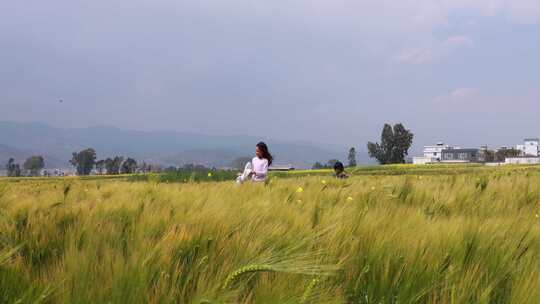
[256,142,273,166]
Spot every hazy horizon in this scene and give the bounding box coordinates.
[2,1,540,152]
[0,120,345,150]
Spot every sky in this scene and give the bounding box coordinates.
[1,0,540,153]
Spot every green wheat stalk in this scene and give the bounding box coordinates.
[222,264,275,289]
[301,277,321,304]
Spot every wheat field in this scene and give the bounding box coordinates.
[1,166,540,303]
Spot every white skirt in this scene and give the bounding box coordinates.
[236,162,252,184]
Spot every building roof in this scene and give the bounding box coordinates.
[524,138,539,142]
[441,148,479,153]
[269,164,295,171]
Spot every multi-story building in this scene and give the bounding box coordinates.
[412,142,454,164]
[441,148,481,163]
[516,138,539,156]
[422,142,450,160]
[413,142,485,164]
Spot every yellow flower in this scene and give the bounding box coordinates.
[536,214,539,219]
[321,180,327,185]
[347,196,354,202]
[208,172,213,177]
[297,199,302,203]
[371,186,376,191]
[296,187,304,193]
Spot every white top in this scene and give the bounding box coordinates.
[251,157,269,182]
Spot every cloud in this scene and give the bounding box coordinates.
[442,36,475,49]
[393,35,474,64]
[434,88,480,104]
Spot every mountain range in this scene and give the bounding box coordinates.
[0,121,370,169]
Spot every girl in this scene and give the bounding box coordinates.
[236,142,273,183]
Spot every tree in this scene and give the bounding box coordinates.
[120,158,138,174]
[6,158,22,177]
[95,160,106,174]
[312,159,341,169]
[231,156,252,170]
[367,123,414,164]
[326,159,340,168]
[367,124,393,164]
[495,148,521,162]
[348,147,357,167]
[70,148,97,175]
[139,162,148,173]
[138,162,157,173]
[164,166,178,173]
[312,162,325,169]
[482,150,496,162]
[151,164,162,173]
[6,158,15,176]
[105,156,123,175]
[23,155,45,176]
[390,123,414,163]
[482,147,521,163]
[104,158,113,174]
[14,164,21,177]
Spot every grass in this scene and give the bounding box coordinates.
[128,169,238,183]
[0,165,540,303]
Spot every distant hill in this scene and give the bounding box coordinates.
[0,121,370,169]
[0,143,66,168]
[0,144,29,166]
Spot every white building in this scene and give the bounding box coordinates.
[516,138,539,156]
[412,142,453,164]
[269,164,295,171]
[423,142,450,159]
[412,156,433,165]
[505,157,540,165]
